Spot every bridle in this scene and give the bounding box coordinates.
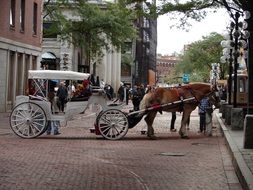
[184,85,220,109]
[205,90,220,109]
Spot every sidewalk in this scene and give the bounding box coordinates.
[216,112,253,190]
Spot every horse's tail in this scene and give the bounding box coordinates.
[139,96,146,112]
[138,93,151,117]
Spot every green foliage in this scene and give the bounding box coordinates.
[44,0,137,61]
[166,32,228,83]
[121,53,134,66]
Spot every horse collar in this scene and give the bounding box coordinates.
[188,87,200,103]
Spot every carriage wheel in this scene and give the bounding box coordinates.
[97,109,128,140]
[10,102,47,138]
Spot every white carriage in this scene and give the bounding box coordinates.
[10,70,129,140]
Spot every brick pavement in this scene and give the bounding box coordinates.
[0,104,243,190]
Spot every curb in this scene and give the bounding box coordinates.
[215,113,253,190]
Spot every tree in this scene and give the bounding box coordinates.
[44,0,137,65]
[165,32,227,83]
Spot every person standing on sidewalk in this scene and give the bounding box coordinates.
[198,97,211,133]
[46,120,60,135]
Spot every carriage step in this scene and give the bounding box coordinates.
[90,128,95,133]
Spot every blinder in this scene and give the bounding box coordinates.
[206,90,221,109]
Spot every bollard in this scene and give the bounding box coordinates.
[243,114,253,149]
[231,108,244,130]
[225,105,233,125]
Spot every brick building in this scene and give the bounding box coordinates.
[0,0,43,112]
[156,54,179,83]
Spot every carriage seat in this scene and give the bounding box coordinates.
[29,95,47,101]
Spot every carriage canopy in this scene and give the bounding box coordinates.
[28,70,90,80]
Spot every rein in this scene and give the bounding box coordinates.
[127,97,196,117]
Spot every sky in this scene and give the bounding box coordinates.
[157,9,231,55]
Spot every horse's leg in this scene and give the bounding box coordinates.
[179,111,191,138]
[144,111,157,139]
[186,116,190,130]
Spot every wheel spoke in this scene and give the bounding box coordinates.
[103,127,111,136]
[30,123,40,135]
[31,122,43,132]
[16,109,27,118]
[100,116,111,124]
[12,120,26,129]
[16,123,27,133]
[113,126,120,135]
[100,124,110,129]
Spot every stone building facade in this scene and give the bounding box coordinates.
[42,1,122,92]
[0,0,43,112]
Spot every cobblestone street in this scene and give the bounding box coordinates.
[0,105,242,190]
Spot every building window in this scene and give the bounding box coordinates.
[32,56,37,69]
[33,3,38,35]
[43,22,58,38]
[10,0,16,27]
[20,0,25,32]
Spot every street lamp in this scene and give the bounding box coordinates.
[221,23,234,105]
[220,10,250,107]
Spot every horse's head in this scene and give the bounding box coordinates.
[206,90,221,109]
[189,83,221,109]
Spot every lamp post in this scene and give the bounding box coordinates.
[220,10,250,107]
[228,27,233,105]
[233,12,240,108]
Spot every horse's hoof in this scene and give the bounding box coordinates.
[147,135,157,140]
[181,135,189,139]
[179,131,183,136]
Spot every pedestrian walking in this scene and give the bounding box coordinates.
[56,82,68,113]
[118,83,124,102]
[132,85,144,111]
[170,112,177,132]
[123,84,129,105]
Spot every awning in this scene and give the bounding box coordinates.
[42,52,56,59]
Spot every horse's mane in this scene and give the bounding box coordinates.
[187,82,212,92]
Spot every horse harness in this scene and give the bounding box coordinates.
[172,86,199,111]
[147,85,219,113]
[170,85,219,111]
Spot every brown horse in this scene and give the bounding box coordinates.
[139,83,220,139]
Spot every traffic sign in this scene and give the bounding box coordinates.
[182,74,189,84]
